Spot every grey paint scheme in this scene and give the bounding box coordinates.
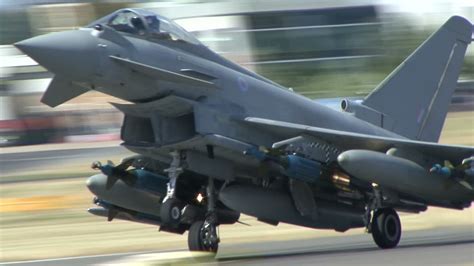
[14,9,473,232]
[219,185,366,231]
[362,16,472,142]
[337,150,473,202]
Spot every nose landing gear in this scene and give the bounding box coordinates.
[159,151,220,253]
[160,151,185,226]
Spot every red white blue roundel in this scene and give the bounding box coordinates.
[238,76,249,92]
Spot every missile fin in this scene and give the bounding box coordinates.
[105,175,118,190]
[107,206,118,222]
[458,180,473,190]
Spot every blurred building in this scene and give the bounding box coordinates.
[173,5,381,91]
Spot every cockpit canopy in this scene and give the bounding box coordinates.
[88,8,201,45]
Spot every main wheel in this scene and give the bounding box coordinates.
[371,208,401,249]
[160,198,184,226]
[188,220,219,253]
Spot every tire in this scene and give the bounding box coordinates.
[188,220,219,253]
[160,198,184,226]
[188,220,204,251]
[371,208,401,249]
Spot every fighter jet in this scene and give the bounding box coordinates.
[15,9,473,253]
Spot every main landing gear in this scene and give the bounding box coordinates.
[364,186,401,249]
[188,177,220,253]
[371,208,401,249]
[365,206,401,249]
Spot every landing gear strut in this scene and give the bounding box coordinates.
[160,151,184,226]
[371,208,401,249]
[364,187,401,249]
[188,177,219,253]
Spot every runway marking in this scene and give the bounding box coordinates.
[0,195,79,212]
[1,249,186,265]
[1,251,149,265]
[97,251,217,265]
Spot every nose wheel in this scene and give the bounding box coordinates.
[160,198,185,225]
[371,208,401,249]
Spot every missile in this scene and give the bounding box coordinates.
[244,147,322,182]
[86,169,168,216]
[91,156,144,189]
[337,150,474,202]
[87,169,241,225]
[90,199,240,228]
[219,184,364,232]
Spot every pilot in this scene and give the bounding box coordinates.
[146,16,160,32]
[146,16,172,40]
[130,16,146,35]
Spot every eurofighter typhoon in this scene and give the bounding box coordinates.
[15,9,473,252]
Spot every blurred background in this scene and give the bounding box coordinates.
[0,0,473,263]
[0,0,472,147]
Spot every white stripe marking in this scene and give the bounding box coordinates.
[1,249,186,265]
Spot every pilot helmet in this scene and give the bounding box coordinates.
[131,16,145,30]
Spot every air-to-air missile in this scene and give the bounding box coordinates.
[87,159,240,233]
[86,170,167,218]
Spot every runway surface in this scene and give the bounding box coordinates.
[4,225,473,266]
[0,145,130,180]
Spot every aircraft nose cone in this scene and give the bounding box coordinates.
[86,174,107,196]
[15,30,98,80]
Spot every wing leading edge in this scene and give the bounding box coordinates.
[243,117,473,164]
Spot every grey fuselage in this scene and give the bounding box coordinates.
[87,27,401,149]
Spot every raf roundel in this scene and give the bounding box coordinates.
[238,76,249,92]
